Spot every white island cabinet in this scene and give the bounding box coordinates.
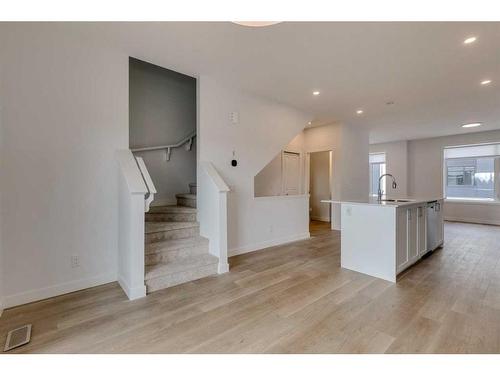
[338,198,443,282]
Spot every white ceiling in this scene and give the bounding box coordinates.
[70,22,500,143]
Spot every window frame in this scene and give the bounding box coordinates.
[443,143,500,203]
[369,152,387,197]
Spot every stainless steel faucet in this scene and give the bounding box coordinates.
[378,174,397,201]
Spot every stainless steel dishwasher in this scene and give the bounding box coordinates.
[426,200,442,251]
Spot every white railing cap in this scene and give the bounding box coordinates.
[200,161,230,192]
[116,149,148,194]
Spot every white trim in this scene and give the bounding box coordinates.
[218,262,230,273]
[254,194,309,201]
[445,217,500,226]
[200,161,230,192]
[229,232,311,257]
[1,272,117,309]
[116,149,148,194]
[444,198,500,206]
[118,276,146,300]
[311,215,331,222]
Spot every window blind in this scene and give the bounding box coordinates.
[444,143,500,159]
[369,153,386,164]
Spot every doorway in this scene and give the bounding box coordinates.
[308,151,333,228]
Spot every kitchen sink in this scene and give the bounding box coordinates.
[381,198,414,203]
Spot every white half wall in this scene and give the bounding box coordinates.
[0,24,127,308]
[198,77,311,255]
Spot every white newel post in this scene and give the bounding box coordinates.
[116,150,154,301]
[199,161,230,274]
[218,190,230,273]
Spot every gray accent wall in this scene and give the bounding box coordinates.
[129,58,197,205]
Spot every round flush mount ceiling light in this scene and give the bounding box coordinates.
[356,109,364,115]
[462,122,482,128]
[312,91,320,96]
[481,79,492,85]
[463,36,477,44]
[232,22,281,27]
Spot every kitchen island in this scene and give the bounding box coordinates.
[322,197,444,282]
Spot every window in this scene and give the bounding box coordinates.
[444,143,500,201]
[369,153,386,196]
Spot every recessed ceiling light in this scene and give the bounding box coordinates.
[481,80,492,85]
[463,36,477,44]
[232,22,281,27]
[313,91,320,96]
[356,109,364,115]
[462,122,482,128]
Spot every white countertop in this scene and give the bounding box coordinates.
[321,197,443,208]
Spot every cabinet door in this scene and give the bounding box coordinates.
[396,208,409,272]
[407,207,418,263]
[435,201,444,245]
[417,205,427,256]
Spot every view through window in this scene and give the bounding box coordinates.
[444,144,500,201]
[369,153,386,196]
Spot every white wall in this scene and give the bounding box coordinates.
[369,140,408,198]
[408,130,500,225]
[0,24,127,307]
[129,58,197,205]
[310,151,331,222]
[198,77,311,255]
[304,123,370,229]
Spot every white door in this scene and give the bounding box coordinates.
[283,152,300,195]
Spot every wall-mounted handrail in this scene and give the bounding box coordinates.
[131,131,196,161]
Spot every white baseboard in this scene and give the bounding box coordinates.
[118,276,146,300]
[229,232,311,257]
[310,215,331,222]
[2,272,117,309]
[445,216,500,226]
[218,262,230,274]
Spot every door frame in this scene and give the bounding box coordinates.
[306,149,335,225]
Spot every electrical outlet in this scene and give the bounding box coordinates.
[71,255,80,268]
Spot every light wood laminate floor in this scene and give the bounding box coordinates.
[1,221,500,353]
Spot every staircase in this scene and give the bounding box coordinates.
[144,183,219,293]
